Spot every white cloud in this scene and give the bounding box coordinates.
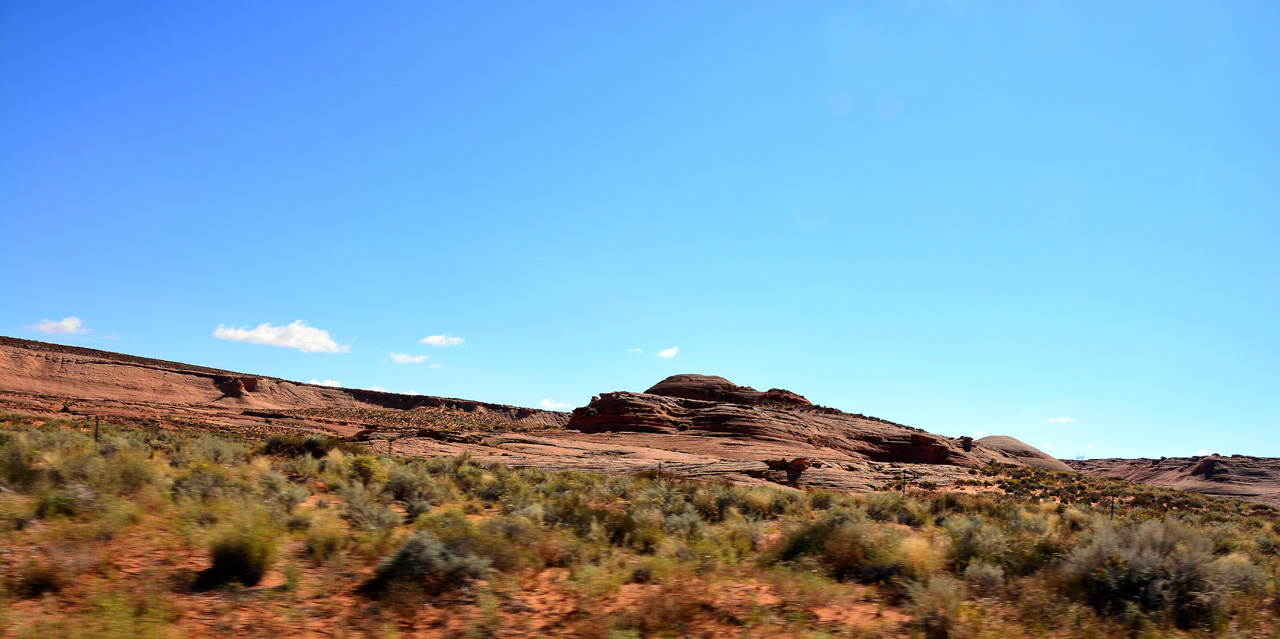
[540,398,571,410]
[1044,417,1075,423]
[1196,448,1211,456]
[626,348,644,354]
[1085,443,1096,450]
[213,320,347,353]
[1042,442,1053,449]
[367,385,388,392]
[390,352,429,364]
[104,333,120,340]
[658,347,679,359]
[428,363,443,369]
[973,430,987,437]
[308,379,341,387]
[406,390,420,395]
[27,317,89,334]
[420,333,464,347]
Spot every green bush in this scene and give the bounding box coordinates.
[195,525,278,589]
[338,484,400,532]
[362,530,491,594]
[1062,518,1266,628]
[905,575,967,639]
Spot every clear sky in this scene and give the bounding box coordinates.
[2,2,1277,459]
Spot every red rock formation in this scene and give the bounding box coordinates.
[569,376,1021,469]
[645,374,762,405]
[756,388,812,406]
[977,435,1072,472]
[1068,455,1280,507]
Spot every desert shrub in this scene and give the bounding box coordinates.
[864,491,907,522]
[963,561,1005,597]
[777,513,904,583]
[614,581,711,636]
[35,484,94,518]
[945,516,1008,571]
[0,440,40,489]
[303,511,347,562]
[663,511,705,539]
[905,575,968,639]
[348,454,387,485]
[171,466,232,501]
[10,559,66,598]
[194,525,278,590]
[338,484,400,533]
[184,435,242,465]
[1062,518,1267,627]
[383,465,443,504]
[262,433,343,458]
[261,473,309,513]
[362,530,491,594]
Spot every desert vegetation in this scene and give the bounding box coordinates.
[1,411,1277,638]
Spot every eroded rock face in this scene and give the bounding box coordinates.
[644,374,763,405]
[568,379,1022,469]
[977,435,1071,472]
[1067,455,1280,507]
[757,388,812,406]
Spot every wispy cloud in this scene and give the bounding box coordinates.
[367,385,388,392]
[308,379,341,387]
[390,352,429,364]
[428,363,443,369]
[1041,442,1053,449]
[1196,448,1211,456]
[540,398,570,410]
[658,347,679,359]
[406,390,420,395]
[213,320,347,353]
[27,317,89,335]
[1044,417,1076,423]
[420,334,464,347]
[1085,443,1096,450]
[973,430,987,438]
[626,348,644,354]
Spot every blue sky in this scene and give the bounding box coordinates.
[2,1,1277,459]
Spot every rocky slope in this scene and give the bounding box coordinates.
[7,337,1210,497]
[1066,455,1280,507]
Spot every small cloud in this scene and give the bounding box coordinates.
[104,333,121,340]
[658,347,679,359]
[27,317,90,334]
[1044,417,1076,423]
[1085,443,1096,450]
[308,379,341,387]
[213,320,347,353]
[973,430,987,437]
[1196,448,1211,456]
[367,385,388,392]
[390,352,429,364]
[1041,442,1053,449]
[406,390,420,395]
[420,333,464,347]
[427,363,443,369]
[540,398,571,410]
[626,348,644,354]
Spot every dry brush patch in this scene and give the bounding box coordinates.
[0,415,1277,638]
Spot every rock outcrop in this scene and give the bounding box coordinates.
[977,435,1072,472]
[570,375,1020,469]
[644,374,763,405]
[1067,455,1280,507]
